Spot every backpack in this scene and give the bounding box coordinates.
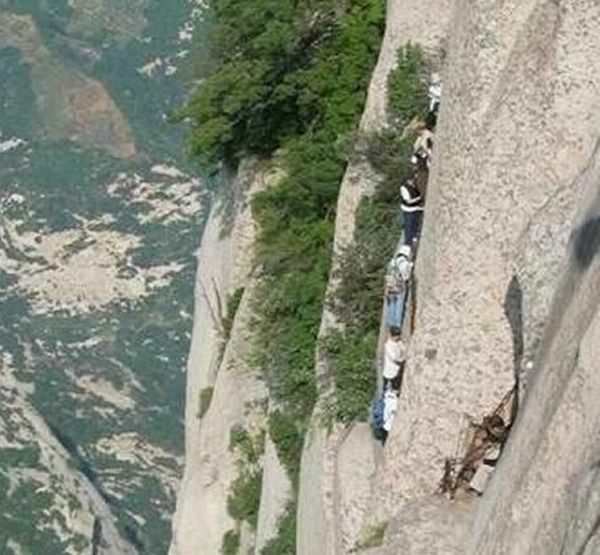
[371,396,386,440]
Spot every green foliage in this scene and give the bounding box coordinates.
[325,42,430,423]
[250,0,384,431]
[260,501,297,555]
[182,0,384,166]
[246,4,384,544]
[354,521,388,551]
[227,426,265,531]
[0,445,41,468]
[222,287,245,340]
[226,469,263,529]
[197,387,214,419]
[221,529,241,555]
[185,0,386,545]
[229,425,264,465]
[268,410,304,487]
[387,43,429,128]
[323,330,377,422]
[361,131,415,189]
[0,478,74,554]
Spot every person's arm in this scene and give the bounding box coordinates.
[392,342,406,365]
[413,135,423,152]
[384,265,393,294]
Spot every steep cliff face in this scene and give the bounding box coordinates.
[297,2,455,554]
[174,1,600,553]
[170,159,278,555]
[369,0,600,552]
[297,0,600,552]
[468,143,600,555]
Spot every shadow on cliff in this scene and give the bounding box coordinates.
[213,163,249,239]
[503,275,523,421]
[573,216,600,271]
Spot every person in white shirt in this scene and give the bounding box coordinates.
[412,127,434,169]
[428,72,442,114]
[382,388,399,433]
[383,333,406,381]
[394,243,413,281]
[384,245,413,329]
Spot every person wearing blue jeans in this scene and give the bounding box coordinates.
[384,244,413,330]
[386,289,406,329]
[400,178,424,246]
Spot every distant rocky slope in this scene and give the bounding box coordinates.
[0,1,205,553]
[0,12,135,159]
[0,365,137,555]
[174,1,600,554]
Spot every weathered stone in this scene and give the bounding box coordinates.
[255,433,293,553]
[174,2,600,554]
[467,150,600,554]
[365,495,474,555]
[336,424,379,554]
[297,2,456,553]
[379,0,600,520]
[169,160,273,555]
[469,464,494,495]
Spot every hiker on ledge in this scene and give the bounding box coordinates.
[384,244,413,329]
[428,72,442,114]
[383,330,406,384]
[412,125,434,170]
[400,178,424,246]
[382,386,399,435]
[372,382,398,442]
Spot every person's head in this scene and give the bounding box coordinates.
[389,326,402,338]
[485,415,506,439]
[396,244,412,260]
[431,72,441,86]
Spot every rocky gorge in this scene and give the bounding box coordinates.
[171,0,600,554]
[1,0,599,553]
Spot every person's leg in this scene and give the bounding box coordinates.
[381,429,389,444]
[414,211,423,242]
[391,370,403,391]
[415,166,428,197]
[385,295,395,328]
[397,289,406,328]
[404,211,416,245]
[387,294,401,328]
[406,211,425,247]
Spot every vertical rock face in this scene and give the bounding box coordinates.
[174,1,600,553]
[169,160,274,555]
[297,2,455,554]
[255,434,293,552]
[468,151,600,554]
[379,0,600,515]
